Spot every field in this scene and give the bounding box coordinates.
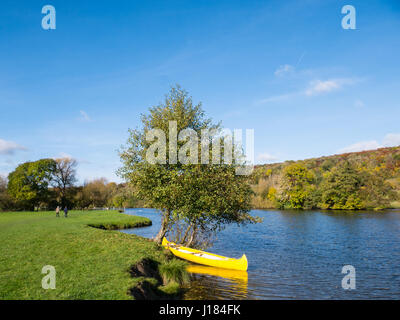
[0,210,181,299]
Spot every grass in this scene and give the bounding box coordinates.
[159,259,189,285]
[0,210,183,300]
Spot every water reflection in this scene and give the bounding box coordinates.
[187,264,248,282]
[185,264,248,300]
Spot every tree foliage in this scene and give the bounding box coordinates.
[251,146,400,210]
[278,163,315,209]
[319,161,363,209]
[7,159,56,210]
[118,85,258,246]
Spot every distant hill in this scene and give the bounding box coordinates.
[251,146,400,210]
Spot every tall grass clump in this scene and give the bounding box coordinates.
[159,259,189,285]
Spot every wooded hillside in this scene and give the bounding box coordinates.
[251,146,400,210]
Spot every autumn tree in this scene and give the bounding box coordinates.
[358,169,396,209]
[109,183,144,208]
[80,178,116,208]
[278,162,315,209]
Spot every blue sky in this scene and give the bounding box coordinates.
[1,0,399,183]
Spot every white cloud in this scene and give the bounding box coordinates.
[0,139,27,155]
[257,152,279,163]
[256,76,362,106]
[383,133,400,147]
[339,140,381,153]
[78,110,93,122]
[53,152,91,164]
[274,64,294,77]
[305,78,359,96]
[306,80,339,95]
[339,133,400,153]
[54,152,73,160]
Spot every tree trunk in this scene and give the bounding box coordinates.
[154,209,170,244]
[186,225,197,247]
[181,223,193,244]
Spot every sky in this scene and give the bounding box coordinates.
[0,0,399,183]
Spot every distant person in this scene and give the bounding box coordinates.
[55,206,60,217]
[64,206,68,218]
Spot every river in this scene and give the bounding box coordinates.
[121,208,400,299]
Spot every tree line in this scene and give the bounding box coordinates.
[251,147,400,210]
[0,158,143,211]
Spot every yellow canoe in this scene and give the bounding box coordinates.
[162,237,248,271]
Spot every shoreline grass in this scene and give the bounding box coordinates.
[0,210,182,300]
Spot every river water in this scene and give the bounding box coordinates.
[122,208,400,299]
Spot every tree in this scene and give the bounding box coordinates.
[7,159,56,210]
[52,157,78,207]
[109,183,144,208]
[319,161,363,210]
[118,85,258,245]
[278,163,315,209]
[72,186,88,209]
[81,178,116,208]
[358,169,396,209]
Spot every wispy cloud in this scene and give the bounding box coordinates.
[383,133,400,147]
[255,93,295,105]
[338,133,400,153]
[305,78,359,96]
[54,152,73,160]
[78,110,93,122]
[339,140,382,153]
[257,74,362,105]
[53,152,91,164]
[295,51,306,68]
[0,139,27,155]
[257,152,279,163]
[274,64,294,77]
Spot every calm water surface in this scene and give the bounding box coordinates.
[122,208,400,299]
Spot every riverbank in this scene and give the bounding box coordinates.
[0,210,187,299]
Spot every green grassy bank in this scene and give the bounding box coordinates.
[0,210,185,299]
